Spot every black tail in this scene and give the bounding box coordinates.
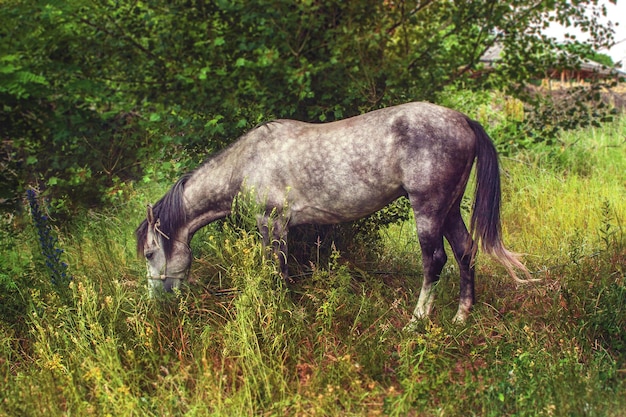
[467,118,535,282]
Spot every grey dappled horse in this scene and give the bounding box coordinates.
[136,102,533,324]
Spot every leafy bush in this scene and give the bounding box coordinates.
[1,0,618,213]
[438,83,620,158]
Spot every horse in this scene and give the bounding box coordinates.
[136,101,533,324]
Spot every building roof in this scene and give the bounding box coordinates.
[479,43,626,77]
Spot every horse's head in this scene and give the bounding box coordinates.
[139,205,191,295]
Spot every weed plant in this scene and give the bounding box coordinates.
[0,115,624,416]
[26,189,72,298]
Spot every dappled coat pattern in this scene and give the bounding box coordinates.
[136,102,533,325]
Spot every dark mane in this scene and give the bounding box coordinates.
[253,119,282,132]
[135,173,191,258]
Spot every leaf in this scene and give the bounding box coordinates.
[198,67,210,80]
[16,71,48,86]
[0,63,19,74]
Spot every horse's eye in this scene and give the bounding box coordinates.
[145,252,154,261]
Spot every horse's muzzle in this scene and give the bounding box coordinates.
[147,276,182,296]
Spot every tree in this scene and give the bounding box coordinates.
[0,0,617,211]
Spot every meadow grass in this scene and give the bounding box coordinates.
[0,117,624,416]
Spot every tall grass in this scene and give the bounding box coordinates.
[0,117,624,416]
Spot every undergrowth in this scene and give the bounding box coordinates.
[0,116,624,416]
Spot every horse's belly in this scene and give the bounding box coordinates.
[288,186,405,225]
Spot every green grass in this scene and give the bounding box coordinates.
[1,117,625,416]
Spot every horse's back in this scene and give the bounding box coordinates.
[232,102,478,224]
[266,102,473,151]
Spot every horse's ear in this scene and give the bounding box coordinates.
[147,204,155,226]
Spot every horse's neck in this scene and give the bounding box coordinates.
[183,157,239,235]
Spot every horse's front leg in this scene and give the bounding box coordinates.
[256,214,290,281]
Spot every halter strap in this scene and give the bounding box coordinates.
[154,218,170,240]
[145,211,192,282]
[147,273,187,281]
[147,265,189,281]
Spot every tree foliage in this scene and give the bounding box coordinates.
[0,0,618,211]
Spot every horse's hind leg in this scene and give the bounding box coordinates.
[443,207,476,323]
[407,204,448,327]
